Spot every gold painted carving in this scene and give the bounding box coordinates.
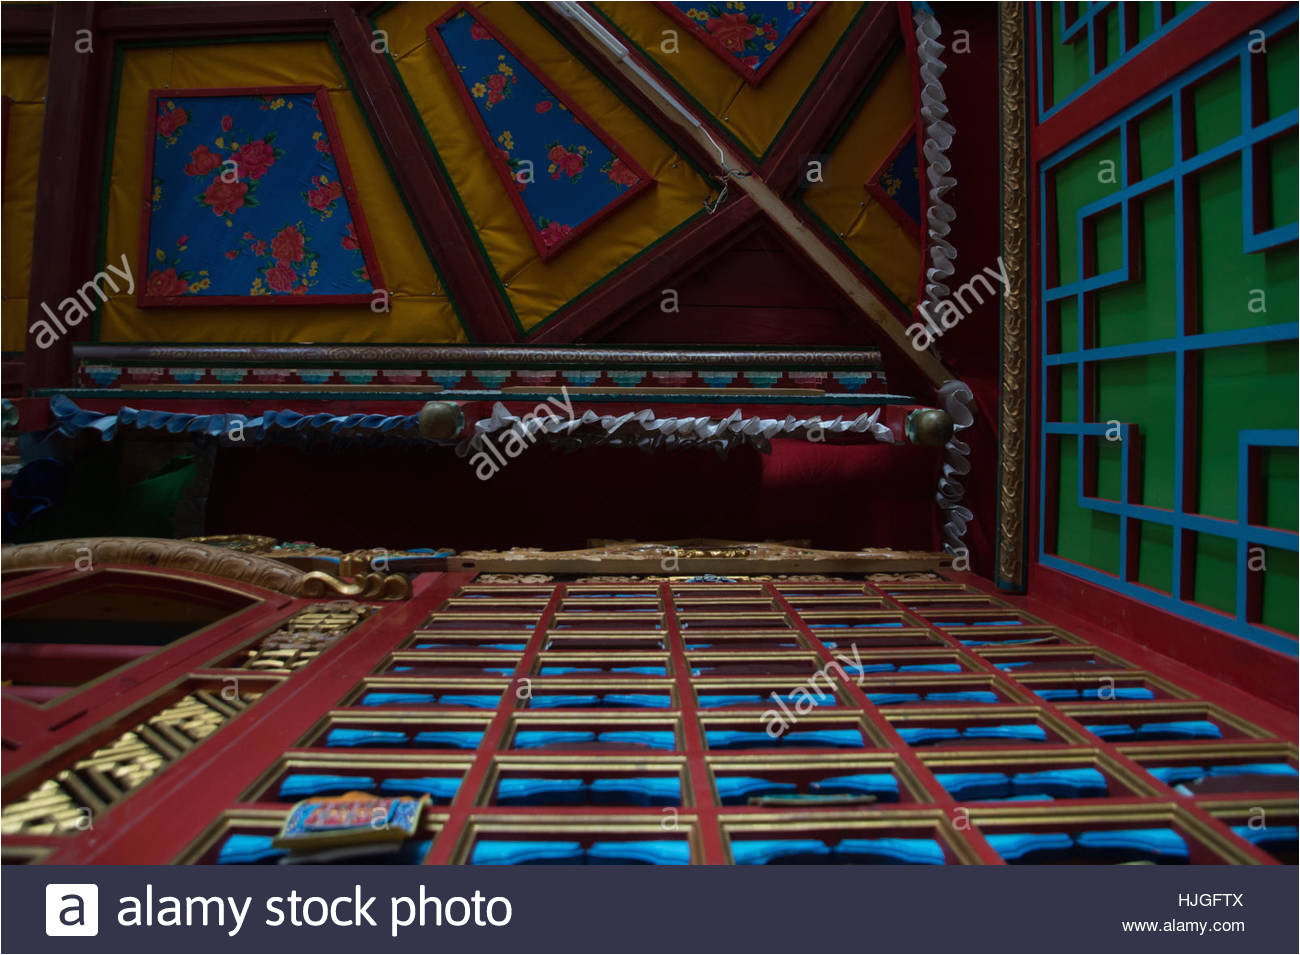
[2,537,412,600]
[449,539,948,574]
[1,537,305,594]
[301,571,411,601]
[235,601,375,672]
[997,2,1029,589]
[1,691,261,835]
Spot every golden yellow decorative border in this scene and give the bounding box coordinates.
[997,1,1030,590]
[1,537,411,600]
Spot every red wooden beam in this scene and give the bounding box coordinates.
[0,698,51,751]
[97,2,332,36]
[22,2,113,391]
[529,194,764,343]
[1032,0,1291,160]
[2,643,158,687]
[761,2,900,194]
[0,4,53,45]
[330,3,519,342]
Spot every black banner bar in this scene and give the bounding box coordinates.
[4,864,1297,954]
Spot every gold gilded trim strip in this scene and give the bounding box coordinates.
[997,1,1030,590]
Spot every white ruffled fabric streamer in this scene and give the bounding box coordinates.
[456,404,895,458]
[915,7,957,306]
[914,8,974,557]
[936,380,975,555]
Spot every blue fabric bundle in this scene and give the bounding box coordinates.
[730,837,944,865]
[470,840,690,865]
[849,662,963,674]
[705,728,864,750]
[714,773,899,805]
[868,690,999,706]
[935,768,1107,801]
[529,692,671,709]
[1149,762,1298,786]
[495,776,681,807]
[897,723,1048,746]
[356,692,501,708]
[1033,686,1155,701]
[1085,720,1222,742]
[323,728,485,750]
[1230,825,1298,855]
[987,827,1188,863]
[510,729,676,750]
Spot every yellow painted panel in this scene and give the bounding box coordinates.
[592,1,864,161]
[100,41,464,344]
[380,1,711,334]
[1,52,47,102]
[2,104,44,351]
[2,299,30,352]
[2,54,48,351]
[802,49,919,306]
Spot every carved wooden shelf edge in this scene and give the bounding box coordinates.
[0,538,411,601]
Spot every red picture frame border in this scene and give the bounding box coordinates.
[137,84,385,308]
[864,123,923,240]
[653,1,828,88]
[425,3,655,263]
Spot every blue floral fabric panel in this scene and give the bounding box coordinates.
[876,134,921,227]
[434,10,646,252]
[669,2,818,76]
[145,91,374,300]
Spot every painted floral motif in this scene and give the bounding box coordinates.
[470,55,518,109]
[304,174,345,218]
[434,10,650,256]
[226,222,320,295]
[672,1,817,77]
[546,142,590,182]
[602,156,640,188]
[155,102,190,144]
[538,219,573,249]
[143,89,377,300]
[145,244,210,298]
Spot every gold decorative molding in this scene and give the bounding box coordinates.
[1,537,411,600]
[301,570,412,601]
[232,601,376,672]
[448,540,949,575]
[1,537,306,595]
[997,1,1029,590]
